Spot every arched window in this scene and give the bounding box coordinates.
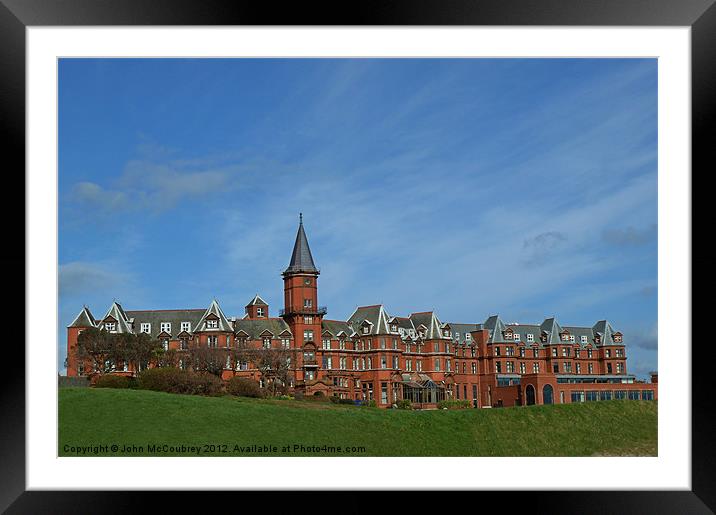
[526,384,536,406]
[543,384,554,405]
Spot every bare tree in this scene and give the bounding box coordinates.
[248,347,296,396]
[187,340,229,378]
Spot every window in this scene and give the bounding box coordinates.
[365,357,371,369]
[532,349,538,358]
[323,357,331,369]
[506,346,514,356]
[446,359,451,372]
[575,349,581,358]
[443,330,450,337]
[256,307,264,317]
[519,347,525,357]
[208,336,217,348]
[533,362,540,373]
[392,356,399,369]
[607,363,613,374]
[616,363,624,374]
[471,363,477,374]
[614,334,623,343]
[605,349,611,358]
[140,323,151,334]
[642,390,654,400]
[495,362,502,373]
[571,391,585,403]
[304,316,313,324]
[391,324,397,332]
[562,334,569,342]
[379,356,387,369]
[162,339,169,351]
[561,348,567,357]
[380,338,386,349]
[416,360,422,372]
[181,321,191,333]
[588,363,594,374]
[362,326,369,334]
[615,390,627,400]
[569,335,575,342]
[465,333,471,341]
[435,359,441,371]
[553,364,559,373]
[305,370,315,381]
[506,361,514,373]
[304,298,312,308]
[628,390,640,400]
[366,339,372,349]
[520,362,526,374]
[381,383,388,404]
[263,337,271,348]
[105,322,116,332]
[581,335,588,343]
[322,338,330,350]
[552,348,557,357]
[405,343,411,353]
[514,333,520,342]
[615,348,624,358]
[445,342,450,353]
[303,330,313,342]
[392,338,398,349]
[494,346,501,356]
[576,363,581,374]
[586,391,599,402]
[339,339,346,350]
[225,335,231,348]
[527,333,534,342]
[206,319,218,329]
[406,359,412,371]
[281,338,290,349]
[587,348,593,359]
[564,362,572,373]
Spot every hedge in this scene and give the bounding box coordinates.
[137,367,223,396]
[94,375,135,389]
[437,399,471,410]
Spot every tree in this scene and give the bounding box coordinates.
[247,346,296,396]
[76,327,125,378]
[187,340,229,378]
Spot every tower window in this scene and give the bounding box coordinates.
[257,307,264,317]
[304,298,312,308]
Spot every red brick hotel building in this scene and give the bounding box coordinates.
[66,216,658,408]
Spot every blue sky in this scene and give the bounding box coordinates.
[58,58,658,378]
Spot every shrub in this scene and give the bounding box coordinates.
[339,398,357,405]
[396,399,413,410]
[226,377,263,398]
[138,367,223,396]
[437,399,471,410]
[362,400,378,408]
[94,374,131,389]
[192,372,224,396]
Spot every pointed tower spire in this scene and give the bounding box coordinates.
[283,213,318,275]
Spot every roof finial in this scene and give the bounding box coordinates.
[299,212,303,225]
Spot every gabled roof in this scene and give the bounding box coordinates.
[592,320,618,344]
[233,318,292,339]
[409,312,445,340]
[194,299,234,333]
[347,305,391,336]
[68,306,96,328]
[540,317,564,345]
[99,301,133,334]
[484,315,508,343]
[246,294,268,307]
[283,214,319,275]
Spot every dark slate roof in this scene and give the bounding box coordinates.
[246,294,268,306]
[100,301,133,334]
[347,305,391,335]
[445,322,482,344]
[322,319,352,337]
[194,299,234,333]
[502,324,541,344]
[283,215,318,275]
[125,309,205,339]
[233,318,292,339]
[409,312,445,339]
[68,306,96,328]
[484,315,508,343]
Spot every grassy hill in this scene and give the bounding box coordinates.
[59,388,657,457]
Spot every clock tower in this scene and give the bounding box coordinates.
[281,214,325,380]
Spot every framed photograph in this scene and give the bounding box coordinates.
[4,0,709,512]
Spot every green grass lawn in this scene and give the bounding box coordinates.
[59,388,657,457]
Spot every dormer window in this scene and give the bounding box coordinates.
[105,322,116,332]
[257,307,264,317]
[362,326,369,334]
[527,333,534,342]
[391,324,397,332]
[465,333,471,341]
[161,322,171,333]
[569,335,575,342]
[263,337,271,348]
[514,333,520,342]
[443,330,450,337]
[614,334,623,343]
[206,319,218,329]
[581,335,588,343]
[181,321,191,333]
[140,322,151,334]
[561,334,569,342]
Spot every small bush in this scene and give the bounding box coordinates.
[362,400,378,408]
[226,377,263,398]
[138,367,223,396]
[94,374,131,389]
[437,399,471,410]
[329,395,340,404]
[396,399,413,410]
[274,395,294,401]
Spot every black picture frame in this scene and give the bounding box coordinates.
[2,0,710,512]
